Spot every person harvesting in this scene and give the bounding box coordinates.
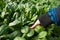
[30,7,60,29]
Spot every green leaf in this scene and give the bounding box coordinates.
[1,11,6,18]
[21,26,30,33]
[7,30,22,39]
[27,29,34,37]
[14,37,26,40]
[0,25,8,36]
[38,31,47,38]
[9,17,21,26]
[31,15,37,21]
[9,20,20,26]
[34,25,44,33]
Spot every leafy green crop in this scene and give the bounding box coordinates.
[0,0,60,40]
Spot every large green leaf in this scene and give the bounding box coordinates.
[27,29,34,37]
[34,25,44,33]
[14,37,26,40]
[38,31,47,38]
[21,26,30,33]
[0,25,8,36]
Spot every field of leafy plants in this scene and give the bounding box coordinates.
[0,0,60,40]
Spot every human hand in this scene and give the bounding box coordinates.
[30,20,40,29]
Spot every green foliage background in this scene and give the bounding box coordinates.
[0,0,60,40]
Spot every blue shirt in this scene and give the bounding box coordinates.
[48,7,60,25]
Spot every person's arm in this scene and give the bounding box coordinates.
[30,7,60,29]
[30,12,52,29]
